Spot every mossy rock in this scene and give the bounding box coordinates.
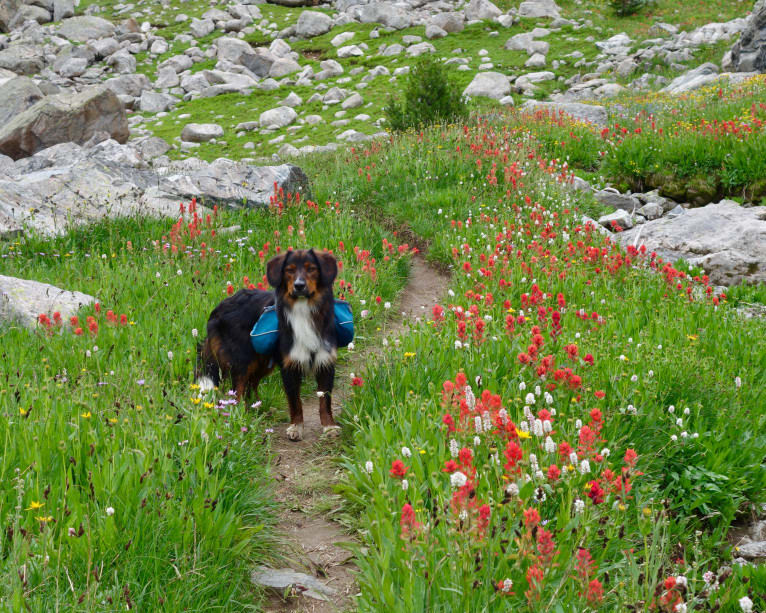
[744,178,766,203]
[654,173,687,202]
[686,175,720,207]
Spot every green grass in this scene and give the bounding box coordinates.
[0,197,410,610]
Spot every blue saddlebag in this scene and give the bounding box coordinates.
[334,300,354,348]
[250,305,279,354]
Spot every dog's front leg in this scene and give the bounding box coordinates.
[281,366,304,441]
[316,365,340,437]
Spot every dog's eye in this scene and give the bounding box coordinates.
[285,264,297,273]
[306,265,318,273]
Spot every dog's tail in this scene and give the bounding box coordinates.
[195,338,220,393]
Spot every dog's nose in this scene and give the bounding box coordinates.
[294,278,307,291]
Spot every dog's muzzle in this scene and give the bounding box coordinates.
[292,278,311,298]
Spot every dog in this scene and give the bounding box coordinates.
[196,248,340,441]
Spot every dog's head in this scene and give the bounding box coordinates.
[266,249,338,301]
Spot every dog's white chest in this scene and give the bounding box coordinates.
[285,301,335,370]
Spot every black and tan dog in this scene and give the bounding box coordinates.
[196,249,340,441]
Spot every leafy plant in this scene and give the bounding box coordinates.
[608,0,647,16]
[384,56,468,132]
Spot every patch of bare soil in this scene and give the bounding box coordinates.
[257,254,449,612]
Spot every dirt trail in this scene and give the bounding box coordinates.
[258,255,449,612]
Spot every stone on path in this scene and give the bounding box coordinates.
[251,567,337,601]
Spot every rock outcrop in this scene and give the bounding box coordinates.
[728,0,766,72]
[618,200,766,286]
[0,141,311,238]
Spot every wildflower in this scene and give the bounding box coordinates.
[400,503,421,536]
[168,351,174,360]
[534,486,546,503]
[579,459,590,475]
[26,501,44,511]
[702,571,715,585]
[739,596,753,612]
[106,507,115,516]
[450,471,468,488]
[401,446,412,458]
[506,483,519,496]
[449,438,459,458]
[401,479,409,491]
[389,460,409,478]
[586,579,604,605]
[192,328,198,337]
[735,376,742,389]
[544,437,556,454]
[500,578,513,593]
[574,498,585,514]
[364,461,373,474]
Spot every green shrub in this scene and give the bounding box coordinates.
[384,56,468,132]
[608,0,646,16]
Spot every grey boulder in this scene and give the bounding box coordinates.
[729,0,766,72]
[618,200,766,285]
[521,100,608,126]
[0,85,128,160]
[181,123,224,143]
[463,71,511,100]
[464,0,502,21]
[0,44,45,76]
[0,77,43,126]
[0,275,95,329]
[295,11,333,38]
[57,16,115,42]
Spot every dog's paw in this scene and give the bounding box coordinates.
[322,425,341,438]
[286,423,304,441]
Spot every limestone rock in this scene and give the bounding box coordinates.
[521,100,608,126]
[251,567,336,601]
[295,11,333,38]
[517,0,560,19]
[181,123,224,143]
[0,275,95,329]
[259,106,297,129]
[618,200,766,285]
[598,209,634,231]
[729,0,766,72]
[0,142,311,237]
[57,16,115,42]
[0,44,45,76]
[0,77,43,126]
[464,0,502,22]
[0,86,128,160]
[463,71,511,100]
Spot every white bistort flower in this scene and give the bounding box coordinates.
[401,447,412,458]
[739,596,753,613]
[364,461,373,474]
[451,471,468,488]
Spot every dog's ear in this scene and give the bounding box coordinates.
[266,253,287,287]
[312,249,338,287]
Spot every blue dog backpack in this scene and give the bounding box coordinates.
[250,300,354,355]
